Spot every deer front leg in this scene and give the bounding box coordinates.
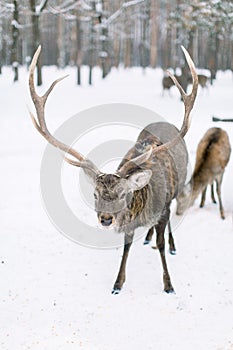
[155,211,174,293]
[112,233,134,295]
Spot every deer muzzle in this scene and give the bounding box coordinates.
[99,214,114,227]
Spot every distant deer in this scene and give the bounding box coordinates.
[29,46,198,294]
[188,74,208,89]
[176,127,231,219]
[162,73,208,94]
[162,74,182,94]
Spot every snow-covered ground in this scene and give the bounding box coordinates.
[1,65,233,350]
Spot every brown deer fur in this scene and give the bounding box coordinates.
[176,127,231,219]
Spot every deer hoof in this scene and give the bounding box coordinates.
[164,287,175,294]
[164,281,175,294]
[112,288,121,295]
[169,249,176,255]
[143,239,151,245]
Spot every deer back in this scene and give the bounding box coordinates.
[162,76,174,90]
[197,74,208,88]
[193,127,231,181]
[162,75,182,90]
[118,122,188,203]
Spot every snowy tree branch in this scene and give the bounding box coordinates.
[48,0,92,16]
[105,0,145,25]
[36,0,49,14]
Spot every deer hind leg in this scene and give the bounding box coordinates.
[148,222,176,255]
[144,227,154,245]
[200,186,207,208]
[112,233,134,295]
[168,221,176,255]
[211,183,217,203]
[155,209,174,293]
[216,176,225,220]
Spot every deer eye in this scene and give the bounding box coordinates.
[94,192,98,200]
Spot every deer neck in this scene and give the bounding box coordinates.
[115,185,155,234]
[190,173,208,202]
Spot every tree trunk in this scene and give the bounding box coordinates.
[207,32,217,85]
[11,0,19,82]
[101,25,109,79]
[76,13,82,85]
[124,37,131,68]
[139,17,147,69]
[113,37,121,68]
[77,65,81,85]
[89,65,93,85]
[88,1,95,85]
[150,0,157,68]
[57,7,65,68]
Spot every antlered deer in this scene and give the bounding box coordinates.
[176,127,231,219]
[29,46,198,294]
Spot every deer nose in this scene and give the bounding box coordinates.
[100,215,113,227]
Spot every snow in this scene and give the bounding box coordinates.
[11,20,22,29]
[1,65,233,350]
[35,0,49,14]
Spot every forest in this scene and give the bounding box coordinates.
[0,0,232,85]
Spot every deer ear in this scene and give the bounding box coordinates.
[81,159,100,187]
[82,168,97,186]
[127,170,152,191]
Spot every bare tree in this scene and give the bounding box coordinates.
[150,0,158,68]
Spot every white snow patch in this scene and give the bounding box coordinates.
[0,65,233,350]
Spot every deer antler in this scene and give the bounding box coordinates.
[118,46,198,176]
[29,46,100,176]
[165,46,198,140]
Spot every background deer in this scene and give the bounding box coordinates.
[188,74,208,88]
[29,46,198,295]
[162,73,208,94]
[162,74,182,94]
[176,127,231,219]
